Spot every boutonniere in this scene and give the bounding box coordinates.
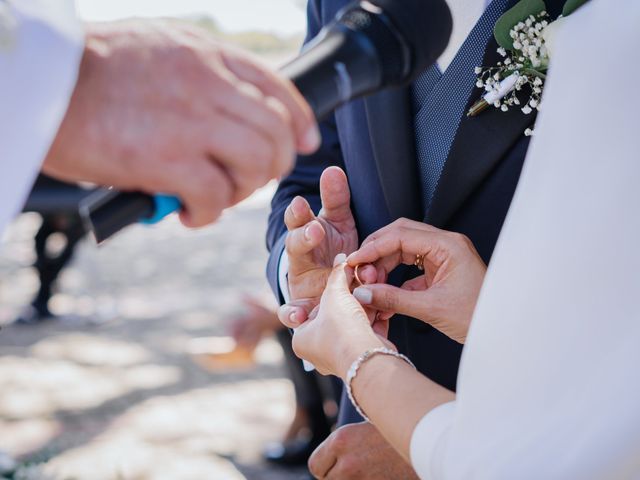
[468,0,589,135]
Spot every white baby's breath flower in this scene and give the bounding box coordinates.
[476,79,484,88]
[497,47,507,57]
[533,77,543,86]
[530,99,539,108]
[474,66,483,74]
[501,104,509,112]
[513,40,522,50]
[524,128,534,136]
[522,105,533,114]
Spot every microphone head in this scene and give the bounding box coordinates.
[337,0,452,86]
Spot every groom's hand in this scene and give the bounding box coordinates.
[44,20,320,228]
[279,167,369,323]
[309,422,419,480]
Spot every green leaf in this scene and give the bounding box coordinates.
[494,0,547,50]
[562,0,589,16]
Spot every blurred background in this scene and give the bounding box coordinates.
[0,2,336,479]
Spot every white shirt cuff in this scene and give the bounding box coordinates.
[277,249,291,303]
[411,401,456,479]
[277,247,315,372]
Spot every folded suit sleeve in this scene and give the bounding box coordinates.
[265,0,346,303]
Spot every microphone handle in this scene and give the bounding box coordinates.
[81,26,383,243]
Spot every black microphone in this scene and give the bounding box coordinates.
[283,0,453,119]
[80,0,453,243]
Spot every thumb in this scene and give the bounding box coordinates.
[278,298,317,328]
[319,167,353,225]
[353,284,432,321]
[326,253,354,293]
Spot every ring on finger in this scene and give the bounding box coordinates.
[414,254,425,271]
[354,264,365,287]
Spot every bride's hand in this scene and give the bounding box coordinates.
[346,219,486,344]
[281,254,386,379]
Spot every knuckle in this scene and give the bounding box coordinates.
[337,457,359,478]
[284,204,295,228]
[284,229,306,255]
[450,232,472,251]
[381,289,398,310]
[284,232,297,253]
[395,217,410,229]
[266,96,293,127]
[450,231,467,244]
[331,427,351,452]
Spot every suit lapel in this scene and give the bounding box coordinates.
[364,88,423,222]
[425,49,536,228]
[426,0,565,228]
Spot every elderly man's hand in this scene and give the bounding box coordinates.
[277,167,369,326]
[309,422,419,480]
[44,20,319,227]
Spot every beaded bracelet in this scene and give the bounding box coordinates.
[345,347,416,423]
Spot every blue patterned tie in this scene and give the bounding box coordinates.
[412,0,510,213]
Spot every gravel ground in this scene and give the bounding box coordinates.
[0,184,310,480]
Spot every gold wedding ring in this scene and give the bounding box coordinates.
[414,254,425,271]
[354,264,365,287]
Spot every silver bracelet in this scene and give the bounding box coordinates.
[345,347,416,423]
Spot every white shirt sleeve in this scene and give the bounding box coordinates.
[0,0,84,235]
[278,248,316,372]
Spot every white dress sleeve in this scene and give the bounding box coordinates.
[409,0,640,478]
[411,401,456,479]
[0,0,83,235]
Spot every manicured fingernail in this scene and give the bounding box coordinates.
[304,125,321,151]
[289,310,300,326]
[353,287,373,305]
[333,253,347,266]
[304,224,312,241]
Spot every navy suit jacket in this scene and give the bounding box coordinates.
[267,0,564,422]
